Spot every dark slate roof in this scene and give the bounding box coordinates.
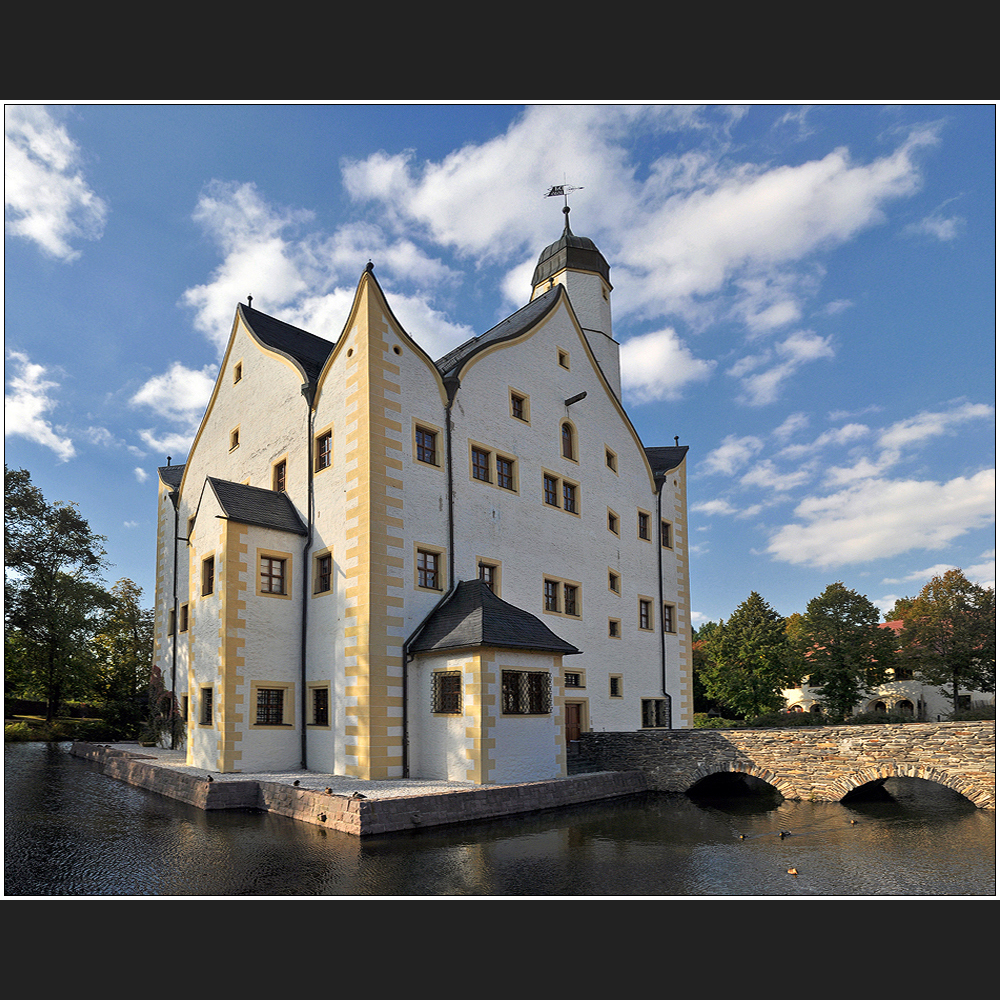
[409,580,581,656]
[238,303,334,382]
[158,463,185,490]
[644,446,689,478]
[531,222,611,287]
[435,285,562,377]
[206,478,308,535]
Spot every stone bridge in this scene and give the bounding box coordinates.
[574,720,995,810]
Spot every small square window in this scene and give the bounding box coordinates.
[502,670,551,715]
[260,556,286,595]
[610,675,623,697]
[558,350,569,369]
[642,698,670,728]
[564,672,582,688]
[418,549,441,590]
[609,619,620,638]
[255,687,285,726]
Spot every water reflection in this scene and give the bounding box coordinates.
[4,743,995,897]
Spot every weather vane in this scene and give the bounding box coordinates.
[545,183,583,231]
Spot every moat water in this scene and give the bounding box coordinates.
[4,742,995,897]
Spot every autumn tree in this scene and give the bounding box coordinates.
[5,466,111,719]
[700,592,799,720]
[793,582,897,721]
[895,569,995,716]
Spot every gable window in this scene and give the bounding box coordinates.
[432,671,462,714]
[638,511,651,541]
[255,687,285,726]
[417,549,441,591]
[661,520,673,548]
[605,448,618,473]
[233,362,242,383]
[201,556,215,596]
[272,459,286,493]
[558,349,570,369]
[642,698,670,729]
[315,553,332,594]
[260,556,286,595]
[229,427,240,451]
[416,426,438,465]
[561,421,576,461]
[315,430,332,472]
[502,670,551,715]
[510,391,529,422]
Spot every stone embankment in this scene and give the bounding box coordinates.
[574,721,995,810]
[69,743,647,835]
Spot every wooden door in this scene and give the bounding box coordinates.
[565,702,582,743]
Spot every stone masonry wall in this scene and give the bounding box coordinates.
[574,721,995,809]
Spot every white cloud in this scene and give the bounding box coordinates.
[700,434,764,476]
[740,459,814,493]
[4,105,107,261]
[130,361,218,457]
[729,330,835,406]
[134,468,148,483]
[766,468,995,569]
[620,327,715,403]
[3,349,75,461]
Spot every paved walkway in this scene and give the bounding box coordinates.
[102,743,509,799]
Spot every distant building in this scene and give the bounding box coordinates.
[782,620,995,720]
[153,215,693,782]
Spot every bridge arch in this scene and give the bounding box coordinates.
[684,761,801,802]
[834,763,994,810]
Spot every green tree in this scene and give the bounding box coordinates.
[4,466,111,719]
[794,582,896,721]
[91,578,154,735]
[895,569,995,715]
[700,593,798,720]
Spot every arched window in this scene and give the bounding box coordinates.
[561,421,575,461]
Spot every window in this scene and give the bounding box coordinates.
[609,570,620,594]
[417,549,441,590]
[229,427,240,451]
[543,575,582,618]
[639,599,652,631]
[416,426,438,465]
[168,608,176,636]
[234,362,242,383]
[638,511,651,540]
[260,556,286,595]
[544,474,559,506]
[315,553,332,594]
[502,670,551,715]
[564,671,583,688]
[202,556,215,596]
[561,422,575,461]
[562,481,578,513]
[497,456,515,491]
[642,698,670,728]
[180,603,189,632]
[605,448,618,473]
[608,509,619,535]
[272,459,287,493]
[563,583,579,617]
[558,349,570,369]
[543,470,579,515]
[432,671,462,714]
[311,687,329,727]
[478,560,500,594]
[609,675,623,698]
[510,390,529,422]
[255,687,285,726]
[199,687,213,726]
[663,603,676,633]
[609,619,621,638]
[315,429,332,471]
[661,520,673,548]
[472,446,491,482]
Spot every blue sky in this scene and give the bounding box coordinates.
[4,103,995,627]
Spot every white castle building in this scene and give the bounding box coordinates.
[153,212,693,782]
